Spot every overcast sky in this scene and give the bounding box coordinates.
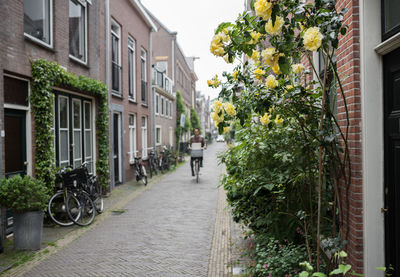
[140,0,245,100]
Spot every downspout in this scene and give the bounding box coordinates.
[149,30,155,149]
[105,0,113,190]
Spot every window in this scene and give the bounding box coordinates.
[141,116,148,158]
[383,0,400,40]
[141,49,147,104]
[166,99,169,117]
[111,20,121,94]
[155,126,161,145]
[169,127,173,146]
[155,93,159,115]
[128,114,137,163]
[128,37,136,101]
[69,0,87,62]
[24,0,52,46]
[161,97,165,116]
[169,101,173,118]
[55,94,94,172]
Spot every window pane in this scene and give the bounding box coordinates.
[385,0,400,33]
[129,49,134,97]
[69,0,86,61]
[60,130,68,161]
[84,102,91,129]
[59,97,68,129]
[73,100,81,129]
[24,0,50,44]
[74,131,81,159]
[142,117,146,127]
[85,130,92,157]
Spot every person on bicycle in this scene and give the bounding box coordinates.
[189,128,206,176]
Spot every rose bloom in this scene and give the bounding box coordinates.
[274,114,284,125]
[211,111,224,124]
[261,47,279,67]
[265,16,285,35]
[272,64,281,75]
[223,126,230,134]
[254,0,273,20]
[303,27,323,51]
[254,68,266,80]
[260,113,271,125]
[251,50,260,62]
[223,54,232,63]
[210,34,225,56]
[247,31,262,45]
[292,63,305,74]
[223,102,237,117]
[212,100,223,114]
[266,75,278,89]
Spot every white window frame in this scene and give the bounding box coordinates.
[141,116,148,158]
[155,93,159,115]
[58,95,70,168]
[169,101,173,119]
[72,98,82,168]
[155,125,162,146]
[69,0,88,64]
[161,96,165,116]
[128,114,137,164]
[111,19,121,94]
[140,48,147,82]
[83,100,93,173]
[23,0,53,48]
[128,37,136,101]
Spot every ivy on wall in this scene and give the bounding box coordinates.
[30,59,110,190]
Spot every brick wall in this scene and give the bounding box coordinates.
[335,0,363,273]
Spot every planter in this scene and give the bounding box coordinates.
[13,211,44,250]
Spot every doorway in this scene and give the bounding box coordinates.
[113,113,122,185]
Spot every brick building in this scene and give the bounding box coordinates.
[108,0,156,187]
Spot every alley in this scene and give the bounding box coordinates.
[22,143,226,277]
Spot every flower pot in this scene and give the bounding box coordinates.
[13,211,44,250]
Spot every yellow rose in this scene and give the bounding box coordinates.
[254,68,266,80]
[223,102,237,117]
[272,64,281,75]
[292,63,305,74]
[251,50,260,62]
[232,70,239,80]
[211,111,224,124]
[207,75,220,88]
[260,113,271,125]
[223,127,230,134]
[254,0,273,20]
[266,75,278,89]
[303,27,323,51]
[210,34,225,56]
[284,85,294,94]
[223,54,232,63]
[212,100,223,114]
[268,106,274,113]
[247,31,262,45]
[261,47,279,67]
[274,115,284,125]
[219,31,231,43]
[265,16,285,35]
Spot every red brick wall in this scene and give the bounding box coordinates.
[336,0,363,273]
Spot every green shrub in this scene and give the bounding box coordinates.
[0,175,50,212]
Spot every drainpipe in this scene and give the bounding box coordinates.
[105,0,112,190]
[149,30,155,149]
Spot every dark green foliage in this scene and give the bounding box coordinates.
[190,107,201,133]
[31,59,110,190]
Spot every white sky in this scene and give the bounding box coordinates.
[140,0,245,100]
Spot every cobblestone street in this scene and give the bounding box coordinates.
[19,143,229,277]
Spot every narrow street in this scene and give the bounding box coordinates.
[21,143,228,276]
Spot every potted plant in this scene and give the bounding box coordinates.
[0,175,50,250]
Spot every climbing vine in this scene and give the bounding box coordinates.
[30,59,110,190]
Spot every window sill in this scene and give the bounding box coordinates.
[69,55,89,68]
[141,103,148,107]
[128,98,137,104]
[112,92,123,98]
[24,34,54,52]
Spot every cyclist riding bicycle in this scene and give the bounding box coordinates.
[189,128,206,176]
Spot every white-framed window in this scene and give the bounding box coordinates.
[128,114,137,163]
[155,93,159,115]
[166,99,169,117]
[58,96,70,169]
[155,126,161,146]
[141,116,148,158]
[69,0,87,63]
[169,101,173,119]
[83,101,93,173]
[24,0,52,47]
[141,48,147,104]
[72,98,82,168]
[169,127,173,146]
[161,96,165,116]
[128,37,136,101]
[111,19,121,94]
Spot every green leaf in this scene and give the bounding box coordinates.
[278,56,290,75]
[340,264,351,275]
[312,273,327,277]
[330,268,342,275]
[299,271,310,277]
[376,267,386,272]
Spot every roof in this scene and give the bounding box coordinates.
[131,0,158,32]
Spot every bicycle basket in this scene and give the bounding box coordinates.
[62,167,88,188]
[190,149,203,158]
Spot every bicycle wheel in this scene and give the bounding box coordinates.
[66,191,96,226]
[152,159,158,175]
[48,191,80,227]
[94,183,104,214]
[195,160,200,183]
[141,165,148,186]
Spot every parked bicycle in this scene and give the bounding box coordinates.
[147,147,159,178]
[134,152,148,185]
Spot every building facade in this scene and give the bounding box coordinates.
[108,0,156,187]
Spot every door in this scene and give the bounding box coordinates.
[113,113,121,184]
[383,48,400,274]
[4,109,27,234]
